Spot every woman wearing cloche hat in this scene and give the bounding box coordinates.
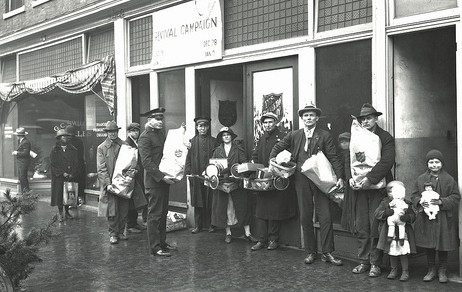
[50,129,79,222]
[210,127,258,244]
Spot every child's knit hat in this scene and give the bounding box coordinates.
[426,149,444,165]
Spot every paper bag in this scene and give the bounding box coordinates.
[63,181,78,206]
[108,144,138,199]
[350,119,386,189]
[159,126,189,181]
[301,151,337,194]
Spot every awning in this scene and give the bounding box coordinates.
[0,54,115,115]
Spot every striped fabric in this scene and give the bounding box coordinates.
[0,55,115,114]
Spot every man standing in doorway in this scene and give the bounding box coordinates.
[270,104,344,265]
[250,112,296,251]
[350,103,395,277]
[138,108,176,257]
[12,127,31,193]
[185,116,217,234]
[125,122,148,233]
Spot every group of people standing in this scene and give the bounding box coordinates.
[24,100,458,281]
[185,101,460,284]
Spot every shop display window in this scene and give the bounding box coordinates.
[4,93,112,192]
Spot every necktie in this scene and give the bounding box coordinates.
[304,130,311,152]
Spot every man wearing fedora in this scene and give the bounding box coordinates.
[349,103,395,277]
[125,122,148,234]
[185,116,218,234]
[138,108,177,257]
[12,127,31,193]
[250,112,297,251]
[270,104,344,265]
[97,120,129,244]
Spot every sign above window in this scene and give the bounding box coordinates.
[152,0,223,69]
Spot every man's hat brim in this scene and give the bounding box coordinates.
[141,107,166,118]
[298,106,322,117]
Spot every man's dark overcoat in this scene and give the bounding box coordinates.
[251,128,296,220]
[185,134,217,207]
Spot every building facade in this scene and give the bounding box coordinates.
[0,0,461,273]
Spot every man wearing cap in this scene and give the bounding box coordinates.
[350,103,395,277]
[12,127,31,192]
[97,120,129,244]
[138,108,176,257]
[185,116,218,234]
[50,129,79,222]
[270,104,344,265]
[125,122,148,233]
[65,125,86,205]
[250,112,296,251]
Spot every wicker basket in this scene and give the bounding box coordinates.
[269,158,296,178]
[243,178,275,191]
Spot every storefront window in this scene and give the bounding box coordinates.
[316,40,372,225]
[2,92,112,192]
[394,0,457,18]
[158,69,186,205]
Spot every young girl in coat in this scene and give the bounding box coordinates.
[375,180,416,282]
[411,149,460,283]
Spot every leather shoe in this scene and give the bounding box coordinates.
[267,240,278,250]
[127,227,141,234]
[65,213,73,220]
[208,227,215,233]
[164,244,177,251]
[109,236,118,244]
[153,250,171,257]
[400,270,410,282]
[304,253,316,264]
[119,234,128,241]
[352,263,370,274]
[251,242,265,251]
[191,227,200,234]
[369,265,381,277]
[225,235,232,244]
[245,234,258,243]
[423,267,437,282]
[321,253,343,266]
[137,224,147,230]
[387,268,398,279]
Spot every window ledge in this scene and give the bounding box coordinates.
[3,6,25,20]
[32,0,51,8]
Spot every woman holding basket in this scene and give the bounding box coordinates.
[210,127,257,244]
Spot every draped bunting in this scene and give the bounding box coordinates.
[0,55,115,115]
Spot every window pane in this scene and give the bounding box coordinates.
[129,16,152,67]
[317,0,372,33]
[394,0,457,18]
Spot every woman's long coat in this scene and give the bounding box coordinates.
[411,169,460,251]
[50,143,79,206]
[251,128,296,220]
[211,143,251,228]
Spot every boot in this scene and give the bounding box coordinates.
[423,266,437,282]
[438,268,448,283]
[387,268,398,279]
[400,270,409,282]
